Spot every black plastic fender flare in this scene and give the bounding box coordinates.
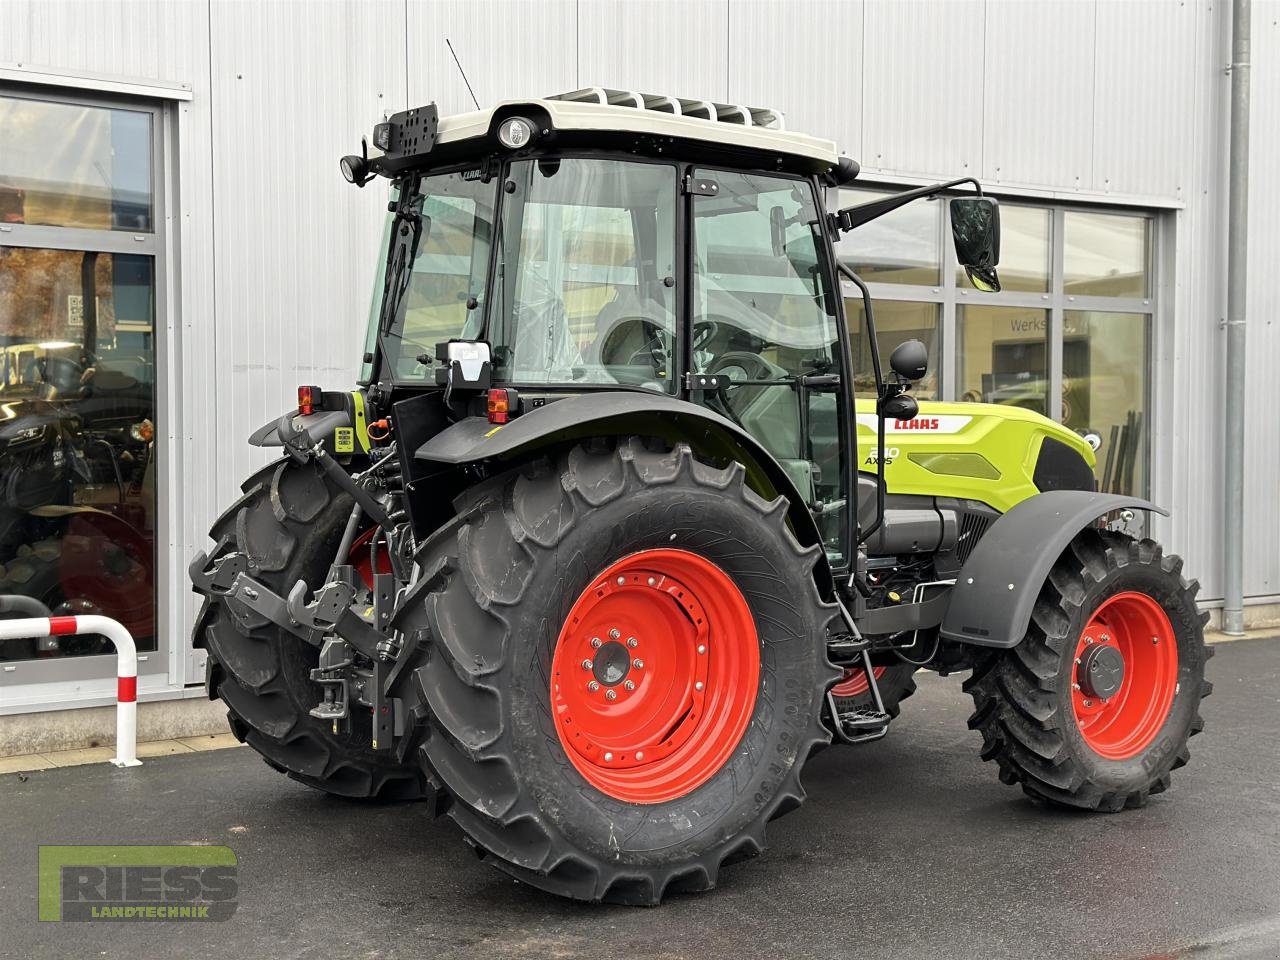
[939,491,1169,648]
[414,391,835,596]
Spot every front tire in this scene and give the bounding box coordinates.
[964,529,1210,811]
[396,439,839,903]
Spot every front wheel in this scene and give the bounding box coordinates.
[395,439,839,903]
[964,529,1211,811]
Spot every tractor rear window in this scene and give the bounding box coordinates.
[488,158,678,391]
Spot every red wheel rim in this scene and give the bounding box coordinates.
[832,664,886,698]
[1072,591,1179,760]
[550,548,760,804]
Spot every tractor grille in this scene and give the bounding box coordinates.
[955,511,993,566]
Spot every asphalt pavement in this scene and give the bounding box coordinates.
[3,636,1278,960]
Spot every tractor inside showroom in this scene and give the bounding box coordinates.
[191,89,1210,904]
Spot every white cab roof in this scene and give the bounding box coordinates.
[434,87,840,167]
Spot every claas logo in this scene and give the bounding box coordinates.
[892,418,941,430]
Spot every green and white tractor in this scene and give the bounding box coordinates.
[190,89,1210,904]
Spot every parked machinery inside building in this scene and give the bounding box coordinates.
[191,90,1210,904]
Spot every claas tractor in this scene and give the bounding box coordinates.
[190,89,1210,904]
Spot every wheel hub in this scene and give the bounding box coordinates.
[551,548,759,805]
[591,640,632,687]
[1077,643,1125,700]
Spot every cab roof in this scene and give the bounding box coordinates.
[434,87,840,168]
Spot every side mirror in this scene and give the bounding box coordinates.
[769,205,786,257]
[889,339,929,382]
[950,196,1001,292]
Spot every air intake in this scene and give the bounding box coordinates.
[548,87,786,130]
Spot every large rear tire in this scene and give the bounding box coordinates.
[964,529,1210,811]
[395,439,839,903]
[191,458,424,801]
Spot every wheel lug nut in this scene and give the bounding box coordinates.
[624,680,635,691]
[695,681,704,691]
[647,577,656,586]
[605,689,617,701]
[627,637,638,648]
[1083,699,1093,707]
[616,576,625,586]
[1072,683,1081,691]
[604,751,613,762]
[609,628,621,640]
[588,680,600,692]
[635,751,644,761]
[582,659,593,670]
[591,637,602,648]
[633,659,644,669]
[697,644,706,655]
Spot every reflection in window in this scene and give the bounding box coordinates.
[0,96,153,232]
[1063,311,1149,496]
[846,299,939,399]
[836,189,941,285]
[957,305,1050,414]
[0,247,156,660]
[1064,211,1149,298]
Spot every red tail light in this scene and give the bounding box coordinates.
[297,385,320,416]
[487,388,517,424]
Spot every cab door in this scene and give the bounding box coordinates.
[687,169,851,565]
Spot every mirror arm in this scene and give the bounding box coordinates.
[832,176,984,233]
[837,262,890,546]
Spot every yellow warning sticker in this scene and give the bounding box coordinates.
[334,427,355,453]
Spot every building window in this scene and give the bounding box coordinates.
[836,188,1156,497]
[0,90,163,672]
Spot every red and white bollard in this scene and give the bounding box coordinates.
[0,614,141,767]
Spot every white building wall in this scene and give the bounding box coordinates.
[1,0,1276,663]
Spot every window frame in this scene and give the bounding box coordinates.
[834,186,1161,496]
[0,85,177,705]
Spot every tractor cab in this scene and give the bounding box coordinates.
[349,90,998,572]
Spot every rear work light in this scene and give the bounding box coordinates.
[297,385,321,416]
[487,388,519,424]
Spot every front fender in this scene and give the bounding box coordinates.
[415,391,834,596]
[939,491,1168,648]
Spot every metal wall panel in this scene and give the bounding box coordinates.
[0,0,32,62]
[982,0,1095,189]
[207,0,405,492]
[577,0,729,100]
[862,0,984,180]
[1091,0,1197,200]
[727,0,862,158]
[1242,4,1280,598]
[406,0,577,114]
[1149,0,1229,602]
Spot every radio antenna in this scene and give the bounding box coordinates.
[445,38,481,111]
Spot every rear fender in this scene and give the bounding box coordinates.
[939,491,1168,648]
[414,392,835,596]
[248,391,372,455]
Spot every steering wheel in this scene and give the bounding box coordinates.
[708,350,777,382]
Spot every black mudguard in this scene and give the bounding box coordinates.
[415,391,834,594]
[939,491,1168,648]
[247,391,371,456]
